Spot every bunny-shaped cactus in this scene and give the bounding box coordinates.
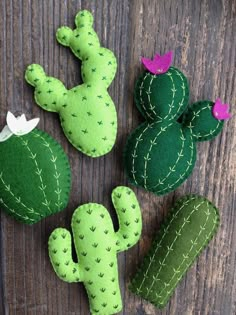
[25,10,117,158]
[0,112,71,224]
[124,52,230,195]
[48,186,142,315]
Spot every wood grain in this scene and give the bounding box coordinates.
[0,0,235,314]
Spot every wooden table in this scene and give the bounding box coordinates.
[0,0,235,314]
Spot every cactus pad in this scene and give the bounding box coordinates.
[124,60,225,195]
[25,10,118,158]
[0,129,71,224]
[48,186,142,315]
[129,195,220,308]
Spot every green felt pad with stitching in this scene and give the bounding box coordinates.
[129,195,220,308]
[0,129,71,224]
[48,186,142,315]
[124,67,224,195]
[25,10,118,158]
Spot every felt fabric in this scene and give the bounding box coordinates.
[141,51,173,75]
[124,66,224,195]
[0,129,71,224]
[129,195,220,308]
[212,98,231,120]
[48,186,142,315]
[25,10,117,158]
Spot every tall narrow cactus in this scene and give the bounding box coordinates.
[0,112,71,224]
[130,195,220,308]
[124,52,230,195]
[25,10,117,158]
[48,186,142,315]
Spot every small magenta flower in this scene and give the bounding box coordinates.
[141,51,173,75]
[212,98,231,120]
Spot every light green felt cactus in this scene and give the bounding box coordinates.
[25,10,117,158]
[129,195,220,308]
[48,186,142,315]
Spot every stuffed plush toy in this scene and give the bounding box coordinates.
[124,51,231,195]
[48,186,142,315]
[0,112,71,224]
[25,10,117,158]
[129,195,219,308]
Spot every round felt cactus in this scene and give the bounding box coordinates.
[124,52,228,195]
[0,113,71,224]
[25,10,117,158]
[48,186,142,315]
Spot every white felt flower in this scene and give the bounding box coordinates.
[0,112,39,142]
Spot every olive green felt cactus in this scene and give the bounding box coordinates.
[124,52,229,195]
[25,10,117,158]
[48,186,142,315]
[129,195,220,308]
[0,112,71,224]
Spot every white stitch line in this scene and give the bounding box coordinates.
[139,73,155,120]
[33,132,62,209]
[0,171,41,217]
[187,104,221,138]
[0,196,35,222]
[145,199,206,298]
[163,70,176,120]
[131,122,158,185]
[154,133,195,194]
[143,123,173,189]
[20,137,51,213]
[150,128,186,191]
[157,203,213,302]
[171,69,186,120]
[136,197,196,293]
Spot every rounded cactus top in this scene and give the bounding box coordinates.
[135,66,189,122]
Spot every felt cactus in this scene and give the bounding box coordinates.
[0,112,71,224]
[25,10,117,158]
[48,186,142,315]
[124,51,230,195]
[130,195,220,308]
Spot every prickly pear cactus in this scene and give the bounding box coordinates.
[25,10,117,158]
[0,112,71,224]
[129,195,220,308]
[48,186,142,315]
[124,52,229,195]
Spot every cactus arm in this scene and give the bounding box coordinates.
[48,228,83,283]
[25,64,68,113]
[182,100,224,141]
[112,186,142,253]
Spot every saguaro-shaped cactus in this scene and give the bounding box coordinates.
[48,186,142,315]
[130,195,219,308]
[25,10,117,158]
[0,112,71,224]
[124,52,230,195]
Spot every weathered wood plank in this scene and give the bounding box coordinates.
[0,0,235,314]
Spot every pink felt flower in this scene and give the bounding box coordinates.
[212,98,231,120]
[141,51,173,75]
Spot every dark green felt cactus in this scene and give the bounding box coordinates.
[129,195,220,308]
[48,186,142,315]
[0,113,71,224]
[124,52,228,195]
[25,10,117,158]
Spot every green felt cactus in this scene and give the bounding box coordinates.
[130,195,220,308]
[25,10,117,158]
[48,186,142,315]
[0,113,71,224]
[124,52,227,195]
